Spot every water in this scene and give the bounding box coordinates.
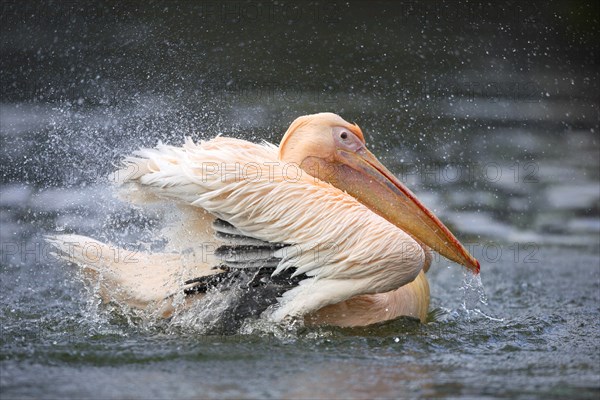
[1,1,599,398]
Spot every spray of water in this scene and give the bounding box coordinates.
[460,270,504,322]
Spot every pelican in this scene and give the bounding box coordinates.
[49,113,479,329]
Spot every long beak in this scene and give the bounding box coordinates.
[313,148,480,273]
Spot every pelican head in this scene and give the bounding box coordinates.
[279,112,480,273]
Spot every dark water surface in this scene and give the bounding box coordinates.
[1,1,599,399]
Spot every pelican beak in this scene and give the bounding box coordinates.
[302,147,480,273]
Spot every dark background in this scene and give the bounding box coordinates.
[1,0,598,187]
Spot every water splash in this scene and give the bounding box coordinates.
[238,314,307,342]
[460,270,504,322]
[167,287,248,335]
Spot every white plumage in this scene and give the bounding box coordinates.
[117,137,425,320]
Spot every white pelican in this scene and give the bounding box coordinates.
[49,113,479,329]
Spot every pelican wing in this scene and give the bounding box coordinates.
[115,137,426,320]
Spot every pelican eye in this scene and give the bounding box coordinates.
[340,131,348,139]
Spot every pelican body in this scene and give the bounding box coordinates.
[49,113,479,329]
